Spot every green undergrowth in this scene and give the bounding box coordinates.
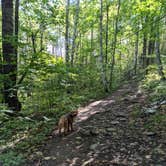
[144,111,166,132]
[140,65,166,101]
[0,59,145,165]
[0,90,106,166]
[129,65,166,133]
[0,112,55,166]
[0,151,25,166]
[0,62,113,166]
[138,65,166,132]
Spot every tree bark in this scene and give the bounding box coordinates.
[134,31,139,75]
[2,0,21,112]
[15,0,19,46]
[148,22,155,55]
[71,0,80,66]
[40,25,44,52]
[109,0,121,89]
[142,33,147,68]
[65,0,70,64]
[31,32,37,54]
[17,31,39,85]
[105,3,109,64]
[155,22,165,80]
[141,16,148,69]
[100,0,109,92]
[91,26,93,53]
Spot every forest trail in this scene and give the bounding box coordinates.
[30,81,166,166]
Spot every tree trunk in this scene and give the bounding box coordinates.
[109,0,121,89]
[134,31,139,75]
[17,31,39,85]
[65,0,70,64]
[100,0,109,92]
[155,22,165,80]
[105,3,109,64]
[2,0,21,112]
[15,0,19,46]
[71,0,80,66]
[148,40,155,55]
[90,25,94,63]
[31,32,37,54]
[142,33,147,68]
[40,25,44,52]
[148,22,155,55]
[141,16,148,69]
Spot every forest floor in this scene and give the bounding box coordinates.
[28,81,166,166]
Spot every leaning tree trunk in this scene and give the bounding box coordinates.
[2,0,21,112]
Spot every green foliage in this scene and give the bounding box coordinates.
[0,0,166,164]
[140,66,166,101]
[23,62,104,114]
[0,104,8,111]
[0,52,108,163]
[154,81,166,100]
[0,151,25,166]
[0,114,55,165]
[144,112,166,132]
[140,72,161,90]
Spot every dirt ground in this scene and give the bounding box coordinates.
[28,81,166,166]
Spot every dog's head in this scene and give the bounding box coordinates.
[71,110,78,117]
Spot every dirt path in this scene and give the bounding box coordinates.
[29,82,166,166]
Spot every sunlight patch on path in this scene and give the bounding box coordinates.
[77,99,115,122]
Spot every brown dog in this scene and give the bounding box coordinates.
[58,110,78,135]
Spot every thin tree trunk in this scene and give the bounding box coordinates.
[74,32,80,63]
[65,0,70,64]
[15,0,19,46]
[40,25,44,52]
[109,0,121,89]
[148,18,156,56]
[2,0,21,112]
[143,34,147,68]
[71,0,80,66]
[134,31,139,75]
[79,33,84,64]
[105,3,109,64]
[91,26,93,52]
[148,40,155,55]
[17,31,39,85]
[100,0,109,92]
[85,40,89,65]
[90,25,94,63]
[155,22,165,80]
[142,16,148,69]
[31,32,37,54]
